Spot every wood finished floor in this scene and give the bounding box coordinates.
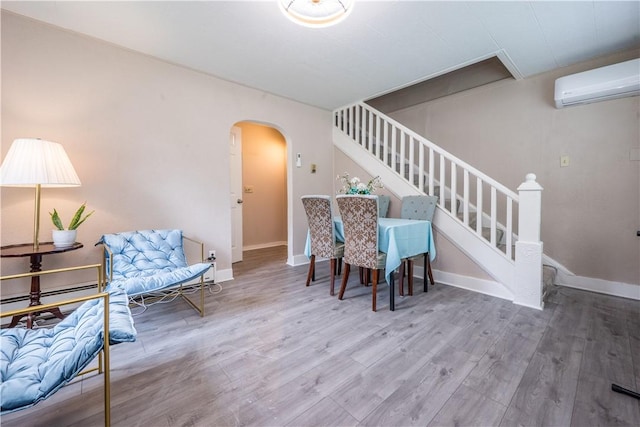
[2,245,639,427]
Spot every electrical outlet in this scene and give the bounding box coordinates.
[208,250,216,259]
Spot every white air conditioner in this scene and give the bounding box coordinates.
[554,58,640,108]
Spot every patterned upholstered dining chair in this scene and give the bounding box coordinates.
[399,195,438,295]
[301,195,344,296]
[336,195,387,312]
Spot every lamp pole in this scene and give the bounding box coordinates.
[33,184,42,250]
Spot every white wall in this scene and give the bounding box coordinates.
[0,12,334,293]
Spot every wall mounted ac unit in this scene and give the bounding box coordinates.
[554,58,640,108]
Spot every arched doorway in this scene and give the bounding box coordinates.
[230,121,288,263]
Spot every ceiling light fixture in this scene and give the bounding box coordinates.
[278,0,354,28]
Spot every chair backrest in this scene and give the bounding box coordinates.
[336,195,379,269]
[378,194,390,218]
[401,195,439,221]
[301,195,338,259]
[97,229,188,281]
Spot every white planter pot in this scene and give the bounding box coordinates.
[52,229,77,248]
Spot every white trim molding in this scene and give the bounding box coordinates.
[557,272,640,301]
[432,269,514,302]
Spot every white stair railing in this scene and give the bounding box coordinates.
[334,101,544,309]
[335,102,517,257]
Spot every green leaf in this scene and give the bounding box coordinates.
[68,203,86,230]
[69,209,94,230]
[50,203,94,230]
[49,209,64,230]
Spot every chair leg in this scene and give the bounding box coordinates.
[329,258,337,296]
[305,255,315,287]
[399,261,405,296]
[389,269,395,311]
[337,258,342,276]
[408,259,414,296]
[359,266,364,284]
[424,253,429,292]
[338,264,350,300]
[371,269,378,312]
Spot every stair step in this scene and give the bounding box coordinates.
[543,265,557,288]
[456,211,504,244]
[444,199,462,213]
[457,211,478,229]
[398,170,507,250]
[542,265,557,303]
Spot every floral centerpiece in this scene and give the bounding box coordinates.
[337,172,383,195]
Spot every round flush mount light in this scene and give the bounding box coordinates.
[278,0,355,28]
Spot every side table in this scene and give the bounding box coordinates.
[1,242,83,328]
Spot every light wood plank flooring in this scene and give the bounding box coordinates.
[3,246,639,426]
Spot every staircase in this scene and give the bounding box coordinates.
[333,102,553,309]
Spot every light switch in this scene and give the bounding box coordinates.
[560,156,570,167]
[296,153,302,168]
[311,163,317,173]
[244,185,254,193]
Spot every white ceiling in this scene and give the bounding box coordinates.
[3,1,639,110]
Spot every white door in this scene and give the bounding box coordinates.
[230,126,243,263]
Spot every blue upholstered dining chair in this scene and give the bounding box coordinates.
[377,194,390,218]
[301,195,344,296]
[400,195,438,295]
[336,195,388,312]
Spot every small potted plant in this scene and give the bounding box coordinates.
[50,202,94,248]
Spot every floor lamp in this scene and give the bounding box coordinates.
[0,138,81,250]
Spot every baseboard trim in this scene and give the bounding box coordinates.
[289,253,311,267]
[215,268,234,283]
[243,241,287,251]
[557,273,640,300]
[1,280,97,326]
[289,254,639,302]
[432,269,514,302]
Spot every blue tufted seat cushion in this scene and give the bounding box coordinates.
[0,287,136,414]
[96,229,211,297]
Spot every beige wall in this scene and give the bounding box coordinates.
[388,50,640,286]
[2,11,637,300]
[237,122,287,249]
[0,12,334,291]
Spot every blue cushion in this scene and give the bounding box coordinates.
[105,262,212,297]
[97,229,211,297]
[0,288,136,414]
[97,229,189,280]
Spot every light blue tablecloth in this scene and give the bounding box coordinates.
[304,217,436,285]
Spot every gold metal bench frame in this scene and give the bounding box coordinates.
[1,264,111,427]
[100,235,206,316]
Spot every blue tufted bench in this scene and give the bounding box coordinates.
[96,229,212,316]
[0,264,137,426]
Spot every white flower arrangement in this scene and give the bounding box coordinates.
[337,172,383,195]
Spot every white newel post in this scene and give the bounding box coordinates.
[515,173,544,310]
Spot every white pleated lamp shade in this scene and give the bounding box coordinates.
[0,138,81,187]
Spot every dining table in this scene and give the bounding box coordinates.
[304,216,436,310]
